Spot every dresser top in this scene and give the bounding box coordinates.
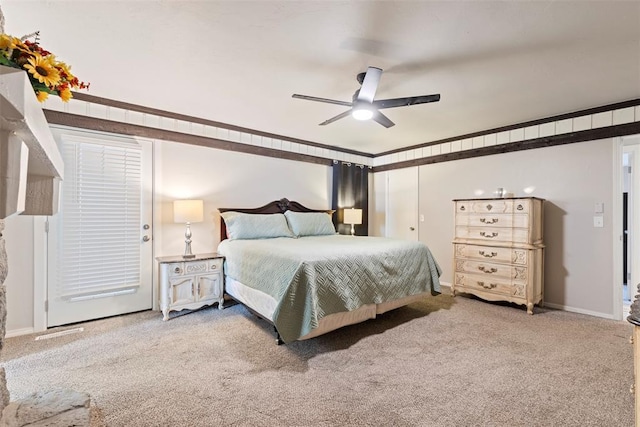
[156,252,223,263]
[452,196,545,202]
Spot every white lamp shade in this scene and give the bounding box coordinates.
[343,208,363,225]
[173,199,204,223]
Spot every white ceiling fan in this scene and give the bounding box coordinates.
[292,66,440,128]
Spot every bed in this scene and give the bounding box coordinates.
[217,198,442,344]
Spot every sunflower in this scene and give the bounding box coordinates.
[23,53,61,87]
[35,91,49,102]
[58,86,72,102]
[56,61,74,79]
[0,34,13,50]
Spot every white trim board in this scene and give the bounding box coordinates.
[542,302,615,320]
[6,327,34,338]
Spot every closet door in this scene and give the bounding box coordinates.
[386,167,419,241]
[46,128,153,327]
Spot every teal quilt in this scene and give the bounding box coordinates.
[218,235,441,343]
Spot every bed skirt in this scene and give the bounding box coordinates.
[225,276,430,341]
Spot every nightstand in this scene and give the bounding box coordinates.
[157,253,224,320]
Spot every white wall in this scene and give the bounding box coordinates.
[154,140,332,258]
[398,138,614,317]
[3,133,623,333]
[4,138,332,336]
[4,215,35,335]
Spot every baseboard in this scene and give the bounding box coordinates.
[439,281,452,295]
[445,283,614,320]
[6,327,34,338]
[542,302,615,320]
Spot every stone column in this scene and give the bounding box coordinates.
[0,219,10,414]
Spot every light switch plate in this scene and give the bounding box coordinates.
[594,216,604,227]
[595,202,604,214]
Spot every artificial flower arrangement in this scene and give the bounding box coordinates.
[0,31,88,102]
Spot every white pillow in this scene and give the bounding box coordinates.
[284,211,336,237]
[220,211,294,240]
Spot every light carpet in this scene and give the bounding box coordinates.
[1,295,634,426]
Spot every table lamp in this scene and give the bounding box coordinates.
[343,208,362,236]
[173,199,203,258]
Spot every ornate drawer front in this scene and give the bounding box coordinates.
[455,226,530,244]
[208,258,222,272]
[454,244,529,265]
[456,200,530,214]
[168,262,184,277]
[454,273,526,298]
[455,258,528,281]
[455,213,529,228]
[184,261,208,274]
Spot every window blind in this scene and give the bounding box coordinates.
[58,137,142,298]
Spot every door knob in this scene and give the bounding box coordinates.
[409,227,415,231]
[142,235,150,242]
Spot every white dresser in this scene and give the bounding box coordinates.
[452,197,545,314]
[157,253,224,320]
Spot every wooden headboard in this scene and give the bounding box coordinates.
[218,198,333,241]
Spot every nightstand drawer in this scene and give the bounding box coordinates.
[168,262,184,276]
[207,258,222,272]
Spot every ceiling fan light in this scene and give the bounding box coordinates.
[352,107,374,121]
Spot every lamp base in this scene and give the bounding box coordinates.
[183,223,195,258]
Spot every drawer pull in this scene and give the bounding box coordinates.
[517,204,524,211]
[478,266,498,274]
[480,218,498,224]
[210,264,218,270]
[460,206,466,211]
[480,231,499,238]
[486,204,493,211]
[173,267,182,274]
[479,250,498,258]
[477,281,497,289]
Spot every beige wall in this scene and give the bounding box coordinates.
[4,215,35,333]
[3,133,624,334]
[154,140,332,258]
[4,138,332,335]
[412,138,615,317]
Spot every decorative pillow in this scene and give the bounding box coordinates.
[284,211,336,237]
[220,211,294,240]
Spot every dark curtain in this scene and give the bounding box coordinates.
[332,161,369,236]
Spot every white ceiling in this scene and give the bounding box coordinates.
[3,1,640,155]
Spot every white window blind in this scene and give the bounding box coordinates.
[58,136,142,298]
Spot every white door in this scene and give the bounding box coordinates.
[625,141,640,304]
[47,128,153,327]
[386,166,419,241]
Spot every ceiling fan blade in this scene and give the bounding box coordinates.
[372,111,395,128]
[373,94,440,109]
[357,67,382,102]
[292,94,352,107]
[319,110,352,126]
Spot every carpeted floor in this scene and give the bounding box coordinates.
[2,294,635,426]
